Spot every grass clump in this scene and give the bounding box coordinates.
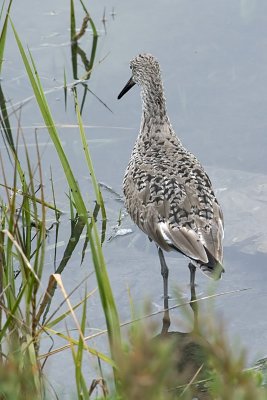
[111,310,267,400]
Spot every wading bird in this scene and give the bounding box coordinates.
[118,54,224,315]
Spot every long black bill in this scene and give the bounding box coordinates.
[117,76,136,99]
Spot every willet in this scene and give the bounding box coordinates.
[118,53,224,317]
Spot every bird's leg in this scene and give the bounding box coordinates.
[188,262,199,332]
[189,261,196,288]
[158,248,169,308]
[158,247,170,333]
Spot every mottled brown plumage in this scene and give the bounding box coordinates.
[118,54,224,295]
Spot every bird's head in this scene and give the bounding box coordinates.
[118,53,161,99]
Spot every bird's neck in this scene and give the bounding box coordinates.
[138,80,180,143]
[139,83,176,141]
[141,81,168,122]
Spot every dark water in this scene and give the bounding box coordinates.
[1,0,267,397]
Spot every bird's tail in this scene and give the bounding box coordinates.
[199,247,225,280]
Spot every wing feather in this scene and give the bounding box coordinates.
[158,222,208,263]
[123,143,224,278]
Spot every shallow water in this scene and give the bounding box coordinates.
[1,0,267,397]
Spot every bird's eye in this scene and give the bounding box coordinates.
[130,65,132,70]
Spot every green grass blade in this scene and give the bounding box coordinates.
[0,282,26,342]
[0,2,5,19]
[90,218,121,351]
[79,0,98,81]
[74,93,100,203]
[70,0,78,79]
[73,95,120,362]
[75,289,89,399]
[0,84,15,151]
[11,21,88,223]
[63,67,67,110]
[0,0,13,73]
[74,92,107,226]
[70,0,76,40]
